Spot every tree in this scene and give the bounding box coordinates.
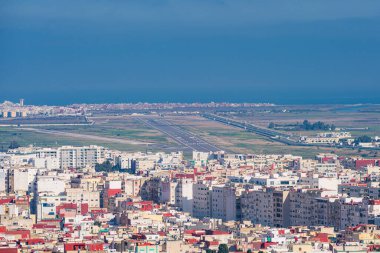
[95,161,122,173]
[247,250,252,253]
[8,140,20,149]
[302,120,311,130]
[218,244,229,253]
[355,135,372,144]
[268,122,275,129]
[300,119,334,131]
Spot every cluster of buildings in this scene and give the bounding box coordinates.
[71,102,274,112]
[0,100,274,119]
[356,137,380,149]
[2,145,380,252]
[299,132,380,149]
[0,100,85,118]
[299,132,352,145]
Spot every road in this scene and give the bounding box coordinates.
[137,117,223,152]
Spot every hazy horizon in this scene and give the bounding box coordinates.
[2,97,380,107]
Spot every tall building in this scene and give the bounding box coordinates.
[0,168,9,193]
[289,189,322,226]
[193,181,212,219]
[174,178,194,215]
[211,185,236,221]
[241,188,290,227]
[59,145,106,169]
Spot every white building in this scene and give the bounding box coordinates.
[174,178,194,215]
[300,136,340,144]
[317,132,351,138]
[59,145,106,169]
[0,168,8,193]
[249,173,298,187]
[36,175,65,195]
[299,174,340,194]
[32,157,59,170]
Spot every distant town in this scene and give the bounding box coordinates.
[0,99,274,118]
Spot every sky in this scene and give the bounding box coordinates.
[1,0,380,105]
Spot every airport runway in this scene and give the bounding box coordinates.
[137,117,222,153]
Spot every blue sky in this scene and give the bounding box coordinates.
[1,0,380,105]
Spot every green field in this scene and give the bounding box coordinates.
[0,116,176,152]
[0,127,151,152]
[226,104,380,137]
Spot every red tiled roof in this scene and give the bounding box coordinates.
[186,238,198,244]
[207,230,230,235]
[0,198,14,205]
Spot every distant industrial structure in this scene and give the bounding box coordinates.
[1,110,27,118]
[0,98,27,118]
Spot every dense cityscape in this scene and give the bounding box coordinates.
[2,0,380,252]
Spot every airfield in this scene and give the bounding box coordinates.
[1,104,379,158]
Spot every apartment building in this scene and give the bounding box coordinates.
[35,175,65,195]
[123,176,146,197]
[9,167,39,194]
[289,189,322,226]
[193,182,212,219]
[339,198,368,230]
[0,169,7,193]
[241,188,290,227]
[249,174,298,187]
[59,145,106,169]
[299,174,340,194]
[338,183,369,197]
[174,178,194,215]
[314,197,340,228]
[65,188,100,209]
[71,176,103,191]
[35,148,59,159]
[211,185,236,221]
[36,195,68,221]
